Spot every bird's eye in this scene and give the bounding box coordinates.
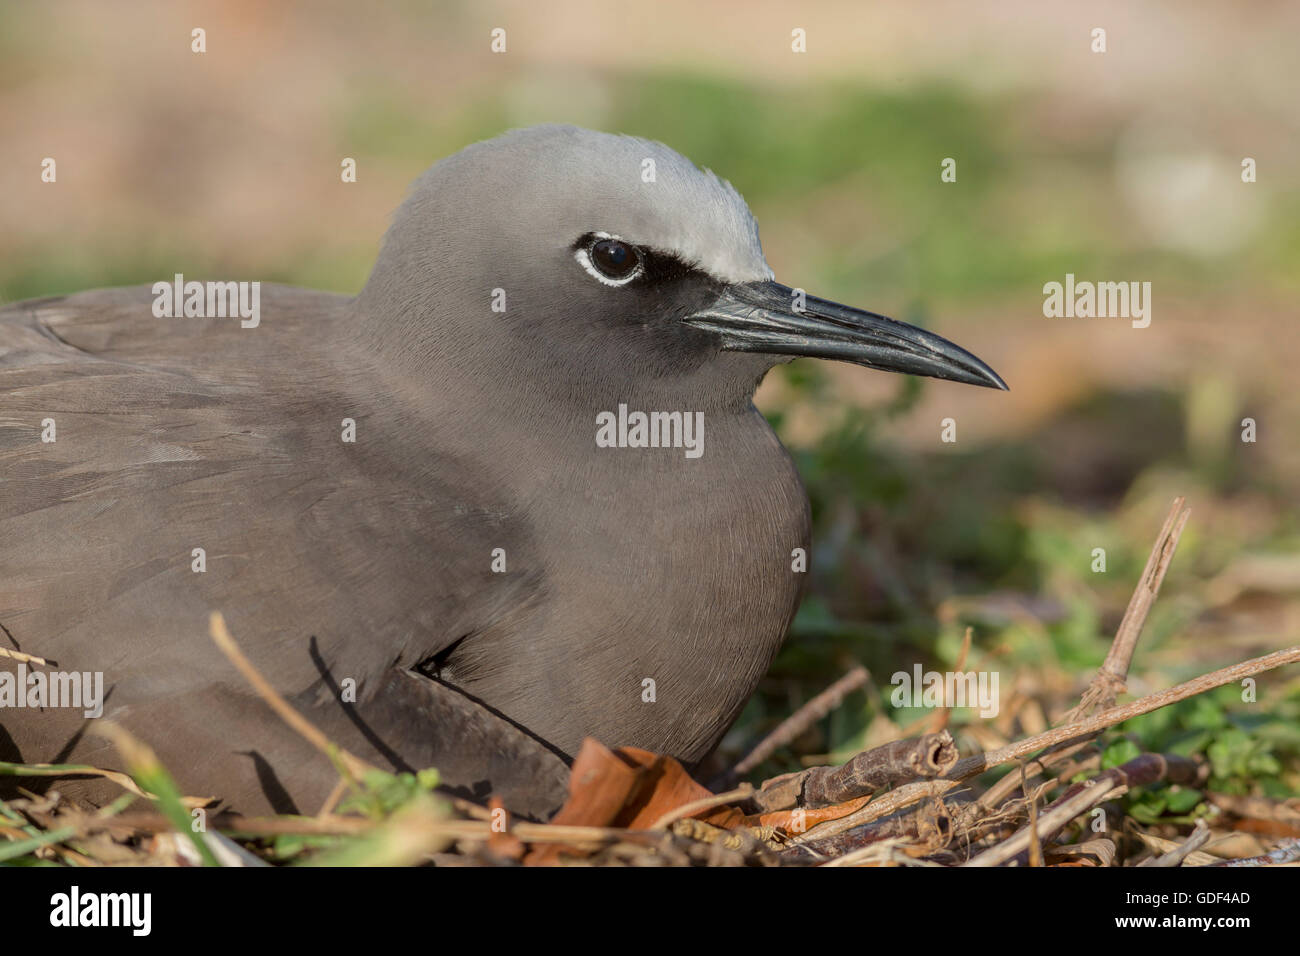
[587,238,642,282]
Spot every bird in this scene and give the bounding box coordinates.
[0,125,1005,820]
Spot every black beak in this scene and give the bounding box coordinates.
[683,281,1008,390]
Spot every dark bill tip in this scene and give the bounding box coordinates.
[684,281,1009,391]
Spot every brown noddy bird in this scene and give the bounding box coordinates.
[0,125,1005,819]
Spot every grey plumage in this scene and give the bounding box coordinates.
[0,126,1003,818]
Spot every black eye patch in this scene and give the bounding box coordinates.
[572,233,707,284]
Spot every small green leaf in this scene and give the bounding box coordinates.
[1101,737,1141,769]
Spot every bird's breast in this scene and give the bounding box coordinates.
[453,410,811,764]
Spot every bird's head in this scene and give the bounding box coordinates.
[358,125,1006,409]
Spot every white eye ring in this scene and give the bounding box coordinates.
[575,232,644,287]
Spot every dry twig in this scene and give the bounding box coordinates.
[752,732,957,812]
[727,665,870,780]
[1065,497,1191,722]
[983,497,1191,812]
[1209,837,1300,867]
[798,645,1299,844]
[964,753,1203,866]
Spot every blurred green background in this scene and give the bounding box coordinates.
[2,1,1298,808]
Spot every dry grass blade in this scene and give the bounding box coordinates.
[1024,761,1044,867]
[1131,830,1222,867]
[0,759,210,809]
[0,646,48,666]
[1139,819,1212,867]
[208,612,375,782]
[650,784,753,830]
